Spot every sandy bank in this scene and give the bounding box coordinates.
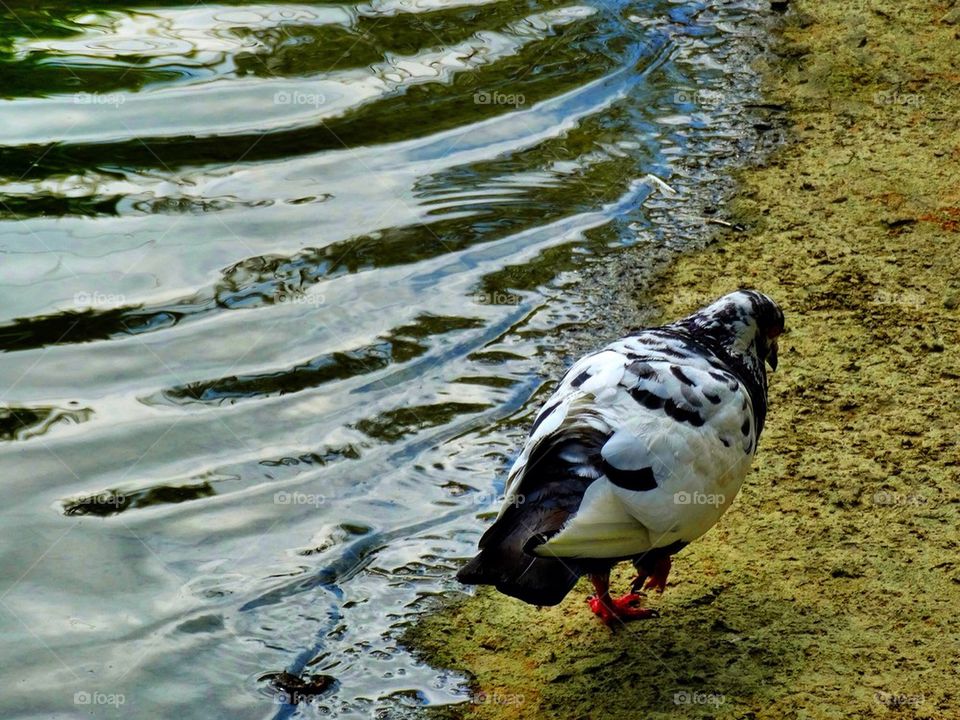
[406,2,960,718]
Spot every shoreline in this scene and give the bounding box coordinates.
[405,1,959,719]
[547,1,786,375]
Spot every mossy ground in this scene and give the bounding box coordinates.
[406,2,960,718]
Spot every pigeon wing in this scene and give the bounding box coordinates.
[501,348,758,560]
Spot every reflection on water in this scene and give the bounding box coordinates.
[0,1,770,717]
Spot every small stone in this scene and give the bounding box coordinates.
[830,567,862,579]
[881,216,916,229]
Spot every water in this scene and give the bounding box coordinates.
[0,1,769,717]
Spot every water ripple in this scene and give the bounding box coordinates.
[0,1,773,717]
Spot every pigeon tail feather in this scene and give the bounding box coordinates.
[456,517,580,606]
[457,429,610,605]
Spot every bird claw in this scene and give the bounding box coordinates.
[587,593,659,625]
[630,576,666,594]
[644,576,668,594]
[631,557,671,594]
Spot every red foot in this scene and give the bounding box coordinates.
[643,573,668,593]
[632,555,671,594]
[588,573,660,626]
[587,592,659,625]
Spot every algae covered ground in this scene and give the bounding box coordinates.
[406,1,960,718]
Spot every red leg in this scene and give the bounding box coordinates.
[642,555,672,593]
[586,573,658,626]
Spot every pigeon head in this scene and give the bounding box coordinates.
[677,290,785,374]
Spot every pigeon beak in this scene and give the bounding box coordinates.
[766,338,779,371]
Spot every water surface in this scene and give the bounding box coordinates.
[0,1,766,716]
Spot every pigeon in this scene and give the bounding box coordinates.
[457,289,785,624]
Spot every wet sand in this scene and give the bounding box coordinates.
[405,2,960,718]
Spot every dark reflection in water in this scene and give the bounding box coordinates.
[63,480,217,517]
[155,314,485,407]
[354,402,493,443]
[0,1,771,718]
[0,403,93,441]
